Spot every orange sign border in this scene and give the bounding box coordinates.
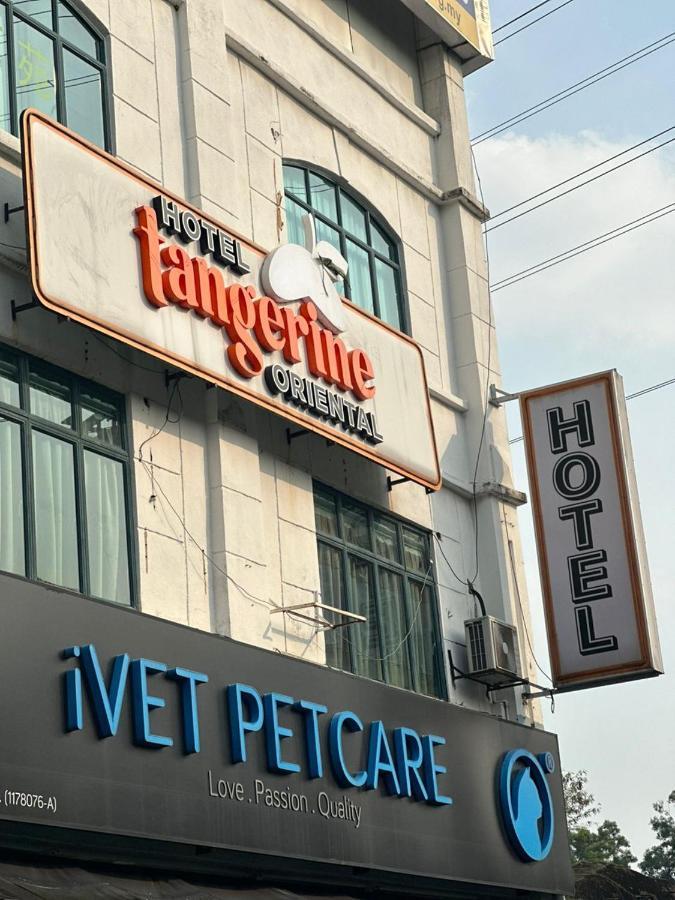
[21,109,442,491]
[520,371,660,690]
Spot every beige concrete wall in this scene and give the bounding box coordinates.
[0,0,541,723]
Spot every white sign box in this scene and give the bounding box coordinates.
[22,111,441,491]
[520,371,662,690]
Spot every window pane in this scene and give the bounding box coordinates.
[318,542,349,672]
[63,49,104,147]
[403,527,428,575]
[81,390,122,448]
[14,17,56,120]
[309,172,337,222]
[13,0,52,28]
[371,221,395,260]
[314,488,338,537]
[378,569,413,690]
[374,259,402,330]
[373,515,400,563]
[0,15,11,133]
[409,581,441,697]
[0,418,25,575]
[0,352,20,408]
[85,451,130,604]
[340,193,367,242]
[342,500,370,550]
[347,556,382,682]
[346,239,374,314]
[283,165,306,202]
[58,2,99,58]
[32,430,79,591]
[285,196,306,246]
[29,368,72,427]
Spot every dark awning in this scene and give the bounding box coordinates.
[0,857,359,900]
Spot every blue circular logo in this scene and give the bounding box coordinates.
[499,749,555,862]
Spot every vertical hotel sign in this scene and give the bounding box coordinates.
[520,371,662,691]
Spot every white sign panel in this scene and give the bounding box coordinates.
[22,111,441,491]
[520,371,662,690]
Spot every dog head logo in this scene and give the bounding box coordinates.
[261,214,348,335]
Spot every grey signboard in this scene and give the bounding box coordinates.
[0,575,573,895]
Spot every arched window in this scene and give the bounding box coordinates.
[0,0,109,148]
[283,163,406,332]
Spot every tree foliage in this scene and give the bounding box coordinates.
[562,770,636,867]
[641,790,675,881]
[563,770,601,830]
[570,819,637,866]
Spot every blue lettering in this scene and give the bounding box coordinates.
[63,646,83,732]
[422,734,452,805]
[130,659,173,748]
[263,693,301,774]
[394,727,428,801]
[293,698,327,778]
[365,721,401,796]
[78,644,129,738]
[328,711,367,788]
[167,667,208,754]
[227,683,263,764]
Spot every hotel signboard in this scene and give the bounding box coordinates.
[400,0,494,63]
[0,574,574,896]
[520,371,663,691]
[21,110,441,491]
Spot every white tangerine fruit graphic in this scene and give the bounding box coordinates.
[261,214,348,335]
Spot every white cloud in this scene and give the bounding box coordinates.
[474,132,675,354]
[476,131,675,860]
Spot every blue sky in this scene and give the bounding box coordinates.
[465,0,675,861]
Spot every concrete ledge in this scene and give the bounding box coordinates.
[264,0,441,137]
[226,33,446,204]
[429,386,468,413]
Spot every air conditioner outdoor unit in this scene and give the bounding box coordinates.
[464,616,522,686]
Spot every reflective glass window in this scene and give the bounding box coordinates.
[1,1,108,148]
[314,483,444,698]
[283,165,406,330]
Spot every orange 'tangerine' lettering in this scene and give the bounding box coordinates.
[133,205,376,401]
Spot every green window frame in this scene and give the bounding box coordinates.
[314,482,445,699]
[0,0,111,149]
[0,343,135,605]
[283,163,408,333]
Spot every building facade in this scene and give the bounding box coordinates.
[0,1,573,897]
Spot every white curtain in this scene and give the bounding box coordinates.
[84,451,129,604]
[0,418,24,575]
[32,430,79,590]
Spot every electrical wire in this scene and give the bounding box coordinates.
[508,376,675,444]
[137,376,184,462]
[471,31,675,144]
[491,203,675,292]
[494,0,576,47]
[485,132,675,232]
[468,146,494,585]
[492,0,560,34]
[340,562,434,664]
[489,126,675,219]
[91,332,168,375]
[507,538,553,685]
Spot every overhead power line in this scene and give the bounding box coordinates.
[493,0,560,34]
[509,377,675,444]
[494,0,576,47]
[472,31,675,144]
[489,127,675,221]
[491,203,675,292]
[485,131,675,233]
